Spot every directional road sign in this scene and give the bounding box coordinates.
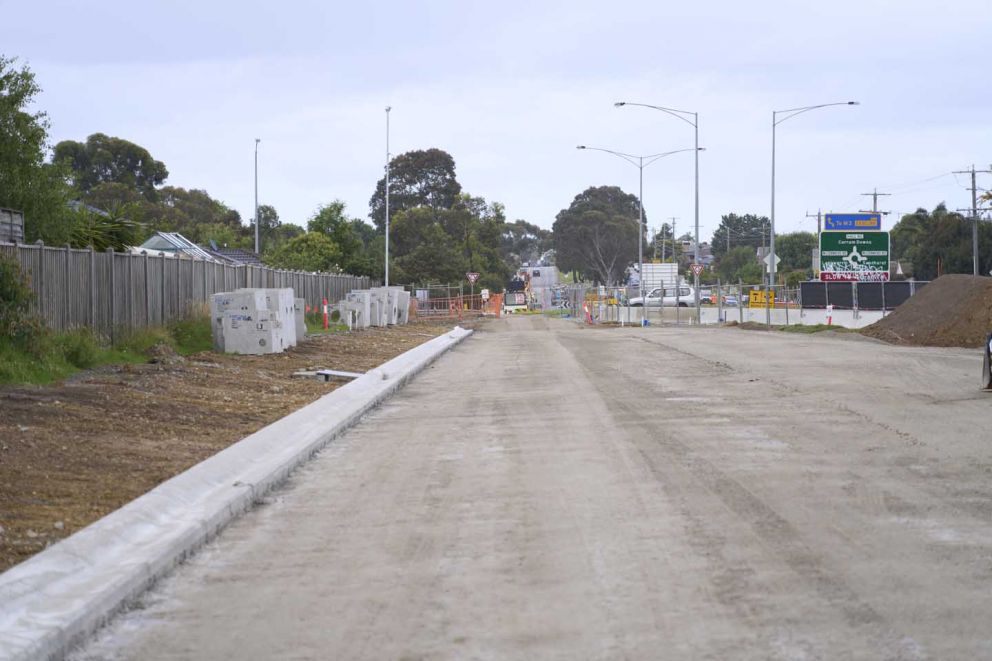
[819,231,890,281]
[762,253,781,271]
[824,213,882,231]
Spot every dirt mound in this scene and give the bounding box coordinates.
[861,274,992,348]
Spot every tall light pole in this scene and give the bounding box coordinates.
[254,138,260,254]
[616,102,701,319]
[576,145,703,301]
[384,106,391,286]
[770,101,858,325]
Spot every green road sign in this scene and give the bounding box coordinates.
[819,231,889,282]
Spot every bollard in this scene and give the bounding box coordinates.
[826,304,834,326]
[322,298,329,330]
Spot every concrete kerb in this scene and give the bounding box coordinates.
[0,326,474,661]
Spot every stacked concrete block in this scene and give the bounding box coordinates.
[211,287,300,355]
[342,291,371,330]
[221,309,287,354]
[385,287,402,325]
[335,286,413,330]
[396,289,411,324]
[294,298,306,343]
[238,287,297,348]
[210,289,268,352]
[369,288,389,327]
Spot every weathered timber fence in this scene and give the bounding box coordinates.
[1,242,375,338]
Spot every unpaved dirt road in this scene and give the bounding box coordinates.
[76,316,992,660]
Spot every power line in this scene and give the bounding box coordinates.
[880,171,953,193]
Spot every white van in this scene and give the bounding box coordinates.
[629,285,694,307]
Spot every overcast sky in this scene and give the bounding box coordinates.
[5,0,991,242]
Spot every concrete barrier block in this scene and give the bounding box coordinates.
[396,290,411,324]
[294,298,306,342]
[345,291,371,329]
[210,290,268,352]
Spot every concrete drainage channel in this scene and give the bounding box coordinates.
[0,326,473,661]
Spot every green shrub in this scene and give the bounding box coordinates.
[117,326,174,355]
[0,256,34,336]
[168,312,212,355]
[56,328,101,368]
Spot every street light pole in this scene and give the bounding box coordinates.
[254,138,260,255]
[769,101,858,326]
[576,145,703,303]
[384,106,391,287]
[638,156,644,298]
[616,102,701,320]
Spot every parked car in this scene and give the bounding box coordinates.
[722,295,739,307]
[630,285,694,307]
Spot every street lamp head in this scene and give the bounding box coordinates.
[576,145,586,150]
[698,147,706,151]
[255,138,260,144]
[848,101,859,105]
[614,102,626,107]
[385,106,392,112]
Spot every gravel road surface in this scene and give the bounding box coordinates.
[75,316,992,660]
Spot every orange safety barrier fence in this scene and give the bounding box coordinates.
[412,293,503,319]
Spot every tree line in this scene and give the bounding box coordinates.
[0,56,554,290]
[553,187,990,285]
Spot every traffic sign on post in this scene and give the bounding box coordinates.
[762,253,781,272]
[824,213,881,231]
[819,231,890,281]
[690,263,704,277]
[466,272,480,283]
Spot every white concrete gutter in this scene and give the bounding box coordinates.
[0,326,473,661]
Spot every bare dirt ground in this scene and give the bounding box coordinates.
[0,320,470,573]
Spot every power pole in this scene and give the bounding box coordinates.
[672,218,677,273]
[859,187,891,215]
[666,217,678,263]
[384,107,392,286]
[806,209,822,273]
[253,138,260,254]
[953,165,992,276]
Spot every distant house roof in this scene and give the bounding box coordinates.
[206,244,262,266]
[138,231,219,262]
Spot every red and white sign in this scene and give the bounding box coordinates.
[819,271,890,282]
[466,272,480,283]
[690,263,704,277]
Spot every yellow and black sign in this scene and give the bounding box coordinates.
[748,290,775,307]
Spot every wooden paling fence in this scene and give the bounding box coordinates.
[1,242,375,340]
